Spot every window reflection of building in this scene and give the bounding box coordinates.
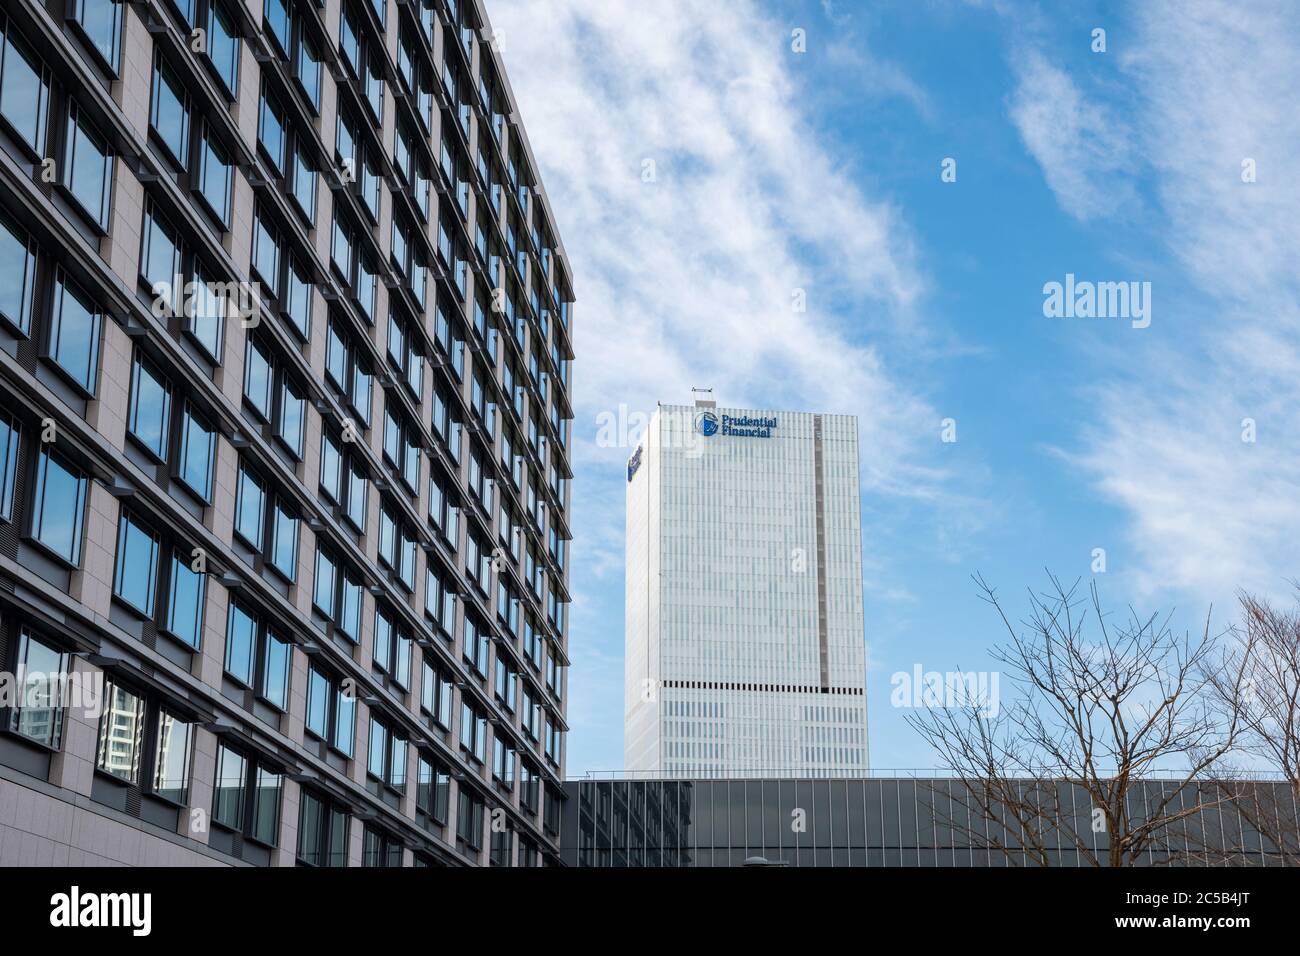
[12,630,69,749]
[152,711,192,803]
[96,681,145,783]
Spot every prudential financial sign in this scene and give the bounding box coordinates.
[694,411,777,438]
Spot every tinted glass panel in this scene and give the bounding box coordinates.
[113,513,160,615]
[128,353,170,458]
[165,550,205,648]
[30,449,86,564]
[48,275,101,393]
[0,215,36,334]
[0,25,49,153]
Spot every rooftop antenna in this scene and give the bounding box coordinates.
[691,386,715,408]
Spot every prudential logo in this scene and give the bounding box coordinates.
[694,411,719,437]
[50,886,152,937]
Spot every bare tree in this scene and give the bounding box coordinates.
[907,572,1248,866]
[1205,589,1300,864]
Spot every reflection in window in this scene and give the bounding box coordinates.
[29,447,88,565]
[72,0,123,73]
[96,681,145,783]
[187,265,225,362]
[150,54,189,165]
[225,602,257,687]
[165,550,206,649]
[10,630,69,749]
[153,711,193,803]
[278,374,305,457]
[197,128,232,225]
[252,767,281,844]
[261,629,290,710]
[258,90,285,174]
[177,403,215,500]
[0,413,18,522]
[213,745,246,829]
[297,791,348,866]
[47,272,102,394]
[207,1,240,97]
[234,463,266,549]
[0,17,50,155]
[0,212,36,334]
[140,205,182,314]
[269,498,298,580]
[243,338,274,421]
[113,512,161,616]
[252,209,280,291]
[304,665,355,757]
[63,106,114,230]
[128,352,171,459]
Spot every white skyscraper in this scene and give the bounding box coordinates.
[625,398,869,777]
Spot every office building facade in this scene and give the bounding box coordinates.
[563,775,1300,867]
[625,400,868,778]
[0,0,572,866]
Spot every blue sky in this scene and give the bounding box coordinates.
[490,0,1300,774]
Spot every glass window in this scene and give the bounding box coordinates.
[164,549,206,648]
[96,681,144,783]
[308,668,356,757]
[319,432,341,502]
[261,630,290,710]
[29,448,87,565]
[313,548,336,614]
[73,0,123,72]
[127,352,171,459]
[340,573,361,641]
[10,630,69,748]
[113,512,160,616]
[335,687,355,756]
[0,413,17,522]
[0,21,50,155]
[187,266,226,363]
[269,499,298,580]
[258,90,285,174]
[284,258,312,342]
[298,791,349,867]
[150,54,189,165]
[305,667,329,738]
[197,128,232,224]
[367,716,386,779]
[373,606,392,671]
[252,210,280,290]
[0,213,36,335]
[63,106,113,230]
[264,0,291,55]
[224,602,257,686]
[141,206,181,313]
[213,745,246,829]
[292,146,316,221]
[47,273,102,394]
[275,377,305,459]
[243,338,273,420]
[295,34,321,112]
[207,1,240,97]
[345,459,367,529]
[177,404,215,500]
[234,464,266,550]
[153,711,192,802]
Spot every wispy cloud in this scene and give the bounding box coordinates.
[1009,0,1300,601]
[1007,48,1137,221]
